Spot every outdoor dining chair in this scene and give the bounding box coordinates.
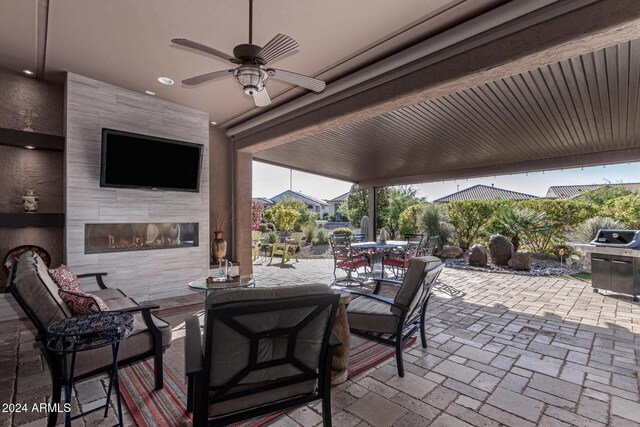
[419,235,439,256]
[347,256,444,376]
[382,234,422,278]
[330,235,368,286]
[251,230,263,261]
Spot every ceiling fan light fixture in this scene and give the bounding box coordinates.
[234,67,267,95]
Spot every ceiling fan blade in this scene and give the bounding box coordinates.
[252,88,271,107]
[182,69,233,86]
[171,38,239,64]
[268,68,326,93]
[258,34,299,64]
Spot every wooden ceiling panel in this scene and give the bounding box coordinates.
[254,38,640,185]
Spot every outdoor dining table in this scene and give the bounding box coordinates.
[351,240,407,278]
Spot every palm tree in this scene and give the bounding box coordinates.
[492,206,546,251]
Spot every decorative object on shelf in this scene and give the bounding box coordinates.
[211,231,227,261]
[3,245,51,275]
[22,189,39,212]
[19,108,39,132]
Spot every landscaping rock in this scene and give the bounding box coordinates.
[439,246,464,258]
[508,251,531,271]
[468,244,488,267]
[488,234,514,266]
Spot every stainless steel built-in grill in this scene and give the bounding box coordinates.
[590,230,640,301]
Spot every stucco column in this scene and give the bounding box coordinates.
[368,187,376,241]
[233,150,253,275]
[209,128,234,258]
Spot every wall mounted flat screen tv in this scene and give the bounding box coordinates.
[100,128,203,192]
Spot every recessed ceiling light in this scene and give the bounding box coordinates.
[210,121,217,125]
[157,77,174,85]
[23,69,34,76]
[25,145,35,150]
[145,90,156,96]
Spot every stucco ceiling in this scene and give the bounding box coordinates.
[0,0,508,126]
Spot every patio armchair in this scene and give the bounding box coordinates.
[7,251,171,427]
[252,230,263,261]
[351,233,366,243]
[185,284,340,427]
[330,235,369,286]
[347,256,444,376]
[382,234,422,278]
[268,238,299,265]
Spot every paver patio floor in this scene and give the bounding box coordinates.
[2,258,640,426]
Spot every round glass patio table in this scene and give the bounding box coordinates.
[351,240,408,278]
[188,275,256,296]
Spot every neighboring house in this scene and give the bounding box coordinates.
[326,192,349,220]
[545,183,640,199]
[253,197,274,209]
[433,184,538,203]
[269,190,329,216]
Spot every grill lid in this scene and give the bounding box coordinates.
[591,229,640,248]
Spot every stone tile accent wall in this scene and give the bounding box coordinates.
[65,73,209,301]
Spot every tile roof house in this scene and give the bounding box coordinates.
[545,183,640,199]
[433,184,538,203]
[270,190,329,215]
[252,197,274,209]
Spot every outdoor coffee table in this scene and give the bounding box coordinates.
[46,311,134,427]
[188,275,256,296]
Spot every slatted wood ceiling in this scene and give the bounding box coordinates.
[253,39,640,184]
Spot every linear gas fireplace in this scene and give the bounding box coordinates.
[85,222,199,254]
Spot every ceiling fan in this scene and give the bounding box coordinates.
[172,0,326,107]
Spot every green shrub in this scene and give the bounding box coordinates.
[303,221,316,244]
[574,216,626,243]
[399,204,426,237]
[490,206,547,251]
[446,200,498,250]
[314,229,330,245]
[265,222,276,231]
[272,196,316,231]
[608,194,640,229]
[265,231,279,244]
[417,204,453,248]
[271,205,300,232]
[332,227,352,237]
[580,186,633,206]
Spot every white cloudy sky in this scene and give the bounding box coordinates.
[252,160,640,202]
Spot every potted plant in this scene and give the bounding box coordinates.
[212,212,230,261]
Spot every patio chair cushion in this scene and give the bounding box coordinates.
[204,284,333,387]
[347,296,399,334]
[392,256,442,316]
[336,258,368,269]
[73,296,171,377]
[12,252,71,327]
[90,288,127,301]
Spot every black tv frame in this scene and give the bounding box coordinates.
[100,128,203,193]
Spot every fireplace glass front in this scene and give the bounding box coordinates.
[85,222,198,254]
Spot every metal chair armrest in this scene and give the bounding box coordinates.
[347,289,409,312]
[76,272,109,289]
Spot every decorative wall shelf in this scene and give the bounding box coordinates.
[0,128,64,151]
[0,213,65,228]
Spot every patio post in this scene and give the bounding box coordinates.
[368,187,376,241]
[233,150,253,275]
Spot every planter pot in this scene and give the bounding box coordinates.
[211,231,227,261]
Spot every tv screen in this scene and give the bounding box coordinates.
[100,129,202,192]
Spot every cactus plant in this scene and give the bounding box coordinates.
[361,215,369,240]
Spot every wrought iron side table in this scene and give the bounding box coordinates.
[46,312,134,427]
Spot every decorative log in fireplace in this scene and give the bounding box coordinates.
[85,222,198,254]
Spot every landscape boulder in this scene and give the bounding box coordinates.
[439,246,464,258]
[508,251,532,271]
[468,244,488,267]
[488,234,514,266]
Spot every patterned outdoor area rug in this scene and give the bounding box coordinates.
[119,336,416,426]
